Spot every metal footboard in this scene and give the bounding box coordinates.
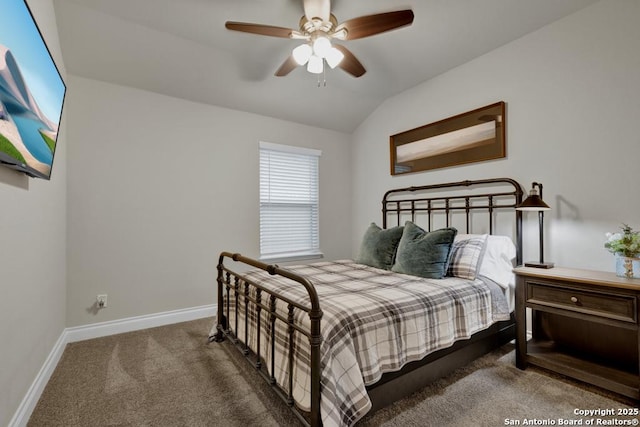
[211,252,323,427]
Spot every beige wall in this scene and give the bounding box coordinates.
[351,0,640,272]
[0,1,67,425]
[65,76,352,327]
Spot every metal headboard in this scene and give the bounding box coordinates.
[382,177,524,265]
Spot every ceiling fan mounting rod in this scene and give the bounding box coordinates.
[303,0,330,22]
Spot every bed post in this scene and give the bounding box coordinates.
[211,254,226,342]
[310,306,322,427]
[515,204,523,266]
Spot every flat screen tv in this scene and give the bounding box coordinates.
[0,0,66,180]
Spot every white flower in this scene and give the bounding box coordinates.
[607,233,622,242]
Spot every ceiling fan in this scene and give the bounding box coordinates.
[225,0,414,78]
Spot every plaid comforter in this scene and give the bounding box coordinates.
[225,260,510,426]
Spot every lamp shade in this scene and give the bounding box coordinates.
[307,55,323,74]
[516,185,550,211]
[292,44,312,65]
[312,36,331,58]
[325,47,344,69]
[516,193,550,211]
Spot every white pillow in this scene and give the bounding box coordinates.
[455,234,516,289]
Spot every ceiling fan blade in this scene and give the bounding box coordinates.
[337,10,414,40]
[333,45,366,77]
[275,55,299,76]
[303,0,330,21]
[225,21,295,38]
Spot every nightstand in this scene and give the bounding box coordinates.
[515,266,640,400]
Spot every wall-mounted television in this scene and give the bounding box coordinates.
[0,0,66,180]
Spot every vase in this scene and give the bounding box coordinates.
[615,255,640,279]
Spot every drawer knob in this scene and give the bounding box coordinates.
[570,296,579,303]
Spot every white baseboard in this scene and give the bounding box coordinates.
[7,331,67,427]
[8,304,216,427]
[65,304,216,343]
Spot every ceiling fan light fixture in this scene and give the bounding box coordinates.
[292,43,312,65]
[312,36,332,58]
[325,46,344,68]
[307,55,323,74]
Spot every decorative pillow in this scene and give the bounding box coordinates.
[391,222,457,279]
[356,223,404,270]
[456,234,517,289]
[447,234,488,280]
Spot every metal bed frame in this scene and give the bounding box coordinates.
[210,177,524,426]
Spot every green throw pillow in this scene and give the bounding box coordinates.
[391,222,457,279]
[356,223,404,270]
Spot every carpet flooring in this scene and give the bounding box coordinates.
[29,317,637,426]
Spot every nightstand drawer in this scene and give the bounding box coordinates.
[527,282,637,323]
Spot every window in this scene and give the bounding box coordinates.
[259,141,322,261]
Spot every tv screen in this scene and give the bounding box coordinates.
[0,0,66,180]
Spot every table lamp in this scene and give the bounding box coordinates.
[516,182,553,268]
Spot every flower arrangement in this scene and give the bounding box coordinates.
[605,224,640,258]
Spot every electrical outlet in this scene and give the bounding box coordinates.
[97,294,108,309]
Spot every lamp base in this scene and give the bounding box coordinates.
[524,261,555,269]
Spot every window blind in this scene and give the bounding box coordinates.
[259,141,322,261]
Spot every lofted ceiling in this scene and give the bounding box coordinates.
[52,0,598,133]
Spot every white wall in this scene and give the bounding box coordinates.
[0,0,67,425]
[351,0,640,272]
[65,76,352,327]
